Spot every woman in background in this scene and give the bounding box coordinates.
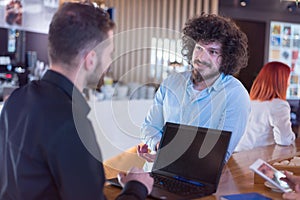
[235,61,295,152]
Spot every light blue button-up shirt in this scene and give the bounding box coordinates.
[141,71,250,162]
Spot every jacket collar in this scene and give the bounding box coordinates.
[42,70,90,116]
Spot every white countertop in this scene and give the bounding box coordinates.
[88,99,153,161]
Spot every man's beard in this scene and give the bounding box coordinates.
[191,60,220,84]
[192,60,212,83]
[86,61,105,90]
[85,74,105,91]
[192,68,204,83]
[96,73,105,89]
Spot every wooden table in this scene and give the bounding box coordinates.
[103,138,300,199]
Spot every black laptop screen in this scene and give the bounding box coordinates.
[152,122,231,185]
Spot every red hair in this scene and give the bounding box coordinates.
[250,61,291,101]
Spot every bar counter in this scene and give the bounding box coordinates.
[103,138,300,199]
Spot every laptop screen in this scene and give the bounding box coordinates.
[152,122,231,186]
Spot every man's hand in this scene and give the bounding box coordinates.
[282,171,300,199]
[137,144,156,162]
[117,167,154,195]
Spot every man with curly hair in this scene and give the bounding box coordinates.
[139,13,250,164]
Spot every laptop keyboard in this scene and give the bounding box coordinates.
[152,173,210,196]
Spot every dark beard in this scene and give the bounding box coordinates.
[192,68,204,83]
[96,73,105,91]
[191,64,220,85]
[191,60,212,83]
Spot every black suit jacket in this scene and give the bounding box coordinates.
[0,70,147,200]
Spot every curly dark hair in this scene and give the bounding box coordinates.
[182,13,249,75]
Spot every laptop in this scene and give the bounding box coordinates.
[107,122,232,199]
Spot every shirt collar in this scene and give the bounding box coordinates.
[42,70,90,116]
[207,73,225,93]
[187,72,225,94]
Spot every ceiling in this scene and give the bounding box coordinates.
[219,0,300,14]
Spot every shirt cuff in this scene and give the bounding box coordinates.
[149,136,161,151]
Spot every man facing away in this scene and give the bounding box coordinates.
[0,2,153,200]
[139,13,250,163]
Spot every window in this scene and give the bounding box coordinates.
[150,37,189,82]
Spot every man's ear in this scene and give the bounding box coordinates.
[84,50,97,72]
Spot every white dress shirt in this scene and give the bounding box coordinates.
[235,98,296,152]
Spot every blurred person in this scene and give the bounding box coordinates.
[258,163,287,189]
[0,3,153,200]
[235,61,295,152]
[5,0,22,25]
[138,13,250,164]
[258,163,275,179]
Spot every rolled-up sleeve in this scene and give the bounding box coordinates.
[271,101,295,146]
[141,85,166,151]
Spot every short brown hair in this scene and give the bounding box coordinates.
[48,3,115,67]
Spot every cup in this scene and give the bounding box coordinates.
[95,92,105,101]
[102,85,115,100]
[128,82,140,99]
[116,85,128,99]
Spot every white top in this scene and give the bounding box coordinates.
[235,98,296,152]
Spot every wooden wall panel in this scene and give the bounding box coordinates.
[59,0,219,83]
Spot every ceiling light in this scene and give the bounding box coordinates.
[240,0,249,7]
[287,2,299,12]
